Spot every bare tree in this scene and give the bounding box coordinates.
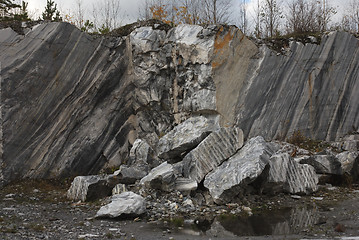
[180,0,202,24]
[203,0,233,24]
[167,0,177,24]
[138,0,152,20]
[93,0,124,31]
[138,0,232,25]
[138,0,169,22]
[74,0,85,28]
[261,0,282,38]
[286,0,318,34]
[237,0,247,34]
[138,0,202,25]
[1,0,21,18]
[315,0,336,32]
[252,0,262,38]
[351,0,359,32]
[341,0,359,33]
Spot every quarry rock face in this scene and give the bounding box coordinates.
[0,21,358,185]
[230,32,359,142]
[1,23,136,185]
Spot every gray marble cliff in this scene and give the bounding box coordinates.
[0,22,358,185]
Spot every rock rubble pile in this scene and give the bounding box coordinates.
[67,115,359,219]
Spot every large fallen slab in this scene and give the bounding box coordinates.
[263,153,318,194]
[140,162,176,192]
[114,165,148,184]
[157,116,219,160]
[183,127,244,183]
[300,152,342,175]
[204,136,279,204]
[128,139,155,166]
[336,151,359,176]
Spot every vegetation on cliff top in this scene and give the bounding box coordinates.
[2,0,359,39]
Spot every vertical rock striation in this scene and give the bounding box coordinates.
[222,32,359,141]
[1,23,136,183]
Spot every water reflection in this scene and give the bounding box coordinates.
[179,206,320,237]
[214,206,319,236]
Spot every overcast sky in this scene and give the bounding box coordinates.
[25,0,350,30]
[27,0,144,23]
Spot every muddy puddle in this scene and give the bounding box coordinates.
[152,206,321,238]
[214,207,320,236]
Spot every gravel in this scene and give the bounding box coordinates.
[2,179,359,240]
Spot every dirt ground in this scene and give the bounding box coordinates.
[1,179,359,240]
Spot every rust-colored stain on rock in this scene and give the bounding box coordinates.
[212,26,234,68]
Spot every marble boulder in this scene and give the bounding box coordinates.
[204,136,279,204]
[95,192,146,218]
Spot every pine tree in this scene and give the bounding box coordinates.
[42,0,61,21]
[20,1,29,20]
[14,1,30,21]
[0,0,20,18]
[0,0,17,10]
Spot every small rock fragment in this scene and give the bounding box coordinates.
[174,178,198,193]
[112,184,127,195]
[311,197,323,201]
[78,234,100,238]
[291,195,302,200]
